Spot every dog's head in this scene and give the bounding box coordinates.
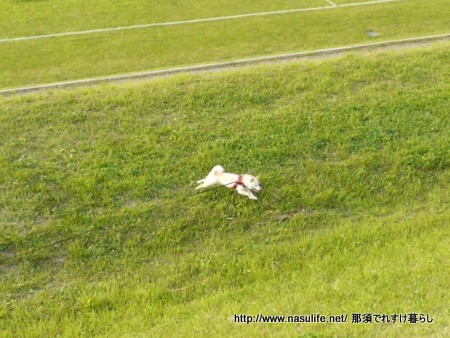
[243,175,261,192]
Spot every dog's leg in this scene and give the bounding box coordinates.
[196,179,205,184]
[196,183,207,190]
[247,191,258,200]
[196,179,217,190]
[236,186,258,200]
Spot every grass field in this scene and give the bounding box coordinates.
[1,0,449,90]
[0,0,323,37]
[1,43,449,336]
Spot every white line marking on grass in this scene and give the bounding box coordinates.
[339,0,400,7]
[1,33,448,96]
[324,0,338,7]
[0,0,402,43]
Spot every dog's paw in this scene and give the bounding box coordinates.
[249,195,258,200]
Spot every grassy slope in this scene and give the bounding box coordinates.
[0,44,449,337]
[1,0,449,89]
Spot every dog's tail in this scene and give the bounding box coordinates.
[212,165,225,176]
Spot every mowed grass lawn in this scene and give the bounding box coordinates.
[0,0,449,89]
[1,44,449,337]
[0,0,324,37]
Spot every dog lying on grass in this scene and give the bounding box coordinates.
[196,165,261,200]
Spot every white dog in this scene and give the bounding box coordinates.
[196,165,261,200]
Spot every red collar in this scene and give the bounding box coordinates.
[232,175,245,190]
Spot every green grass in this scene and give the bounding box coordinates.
[0,44,449,337]
[0,0,324,37]
[1,0,449,89]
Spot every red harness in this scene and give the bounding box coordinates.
[231,175,245,190]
